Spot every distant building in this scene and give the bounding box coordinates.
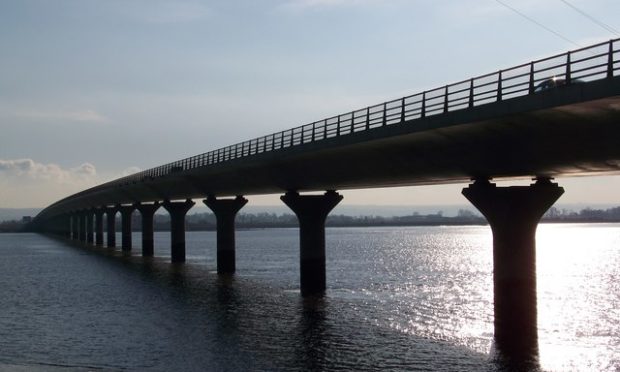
[22,216,32,223]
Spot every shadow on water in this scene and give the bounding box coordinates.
[47,234,543,371]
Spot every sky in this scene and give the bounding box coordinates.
[1,0,620,210]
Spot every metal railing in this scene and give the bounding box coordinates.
[45,38,620,211]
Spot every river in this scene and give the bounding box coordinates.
[0,224,618,371]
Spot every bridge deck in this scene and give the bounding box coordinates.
[37,39,620,218]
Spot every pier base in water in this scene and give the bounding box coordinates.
[281,191,343,297]
[204,196,248,274]
[462,177,563,355]
[163,199,195,263]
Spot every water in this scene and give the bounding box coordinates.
[0,225,618,371]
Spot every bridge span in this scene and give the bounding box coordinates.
[33,39,620,353]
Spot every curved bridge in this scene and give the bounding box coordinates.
[32,38,620,352]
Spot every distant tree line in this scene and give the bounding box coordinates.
[5,206,620,233]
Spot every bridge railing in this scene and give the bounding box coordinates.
[41,38,619,213]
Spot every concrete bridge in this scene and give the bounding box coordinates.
[33,39,620,353]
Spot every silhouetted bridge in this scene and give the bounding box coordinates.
[34,39,620,352]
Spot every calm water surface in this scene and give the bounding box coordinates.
[0,224,618,371]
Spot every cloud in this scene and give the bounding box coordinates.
[0,158,102,208]
[277,0,380,11]
[0,158,97,183]
[9,108,107,124]
[120,1,211,24]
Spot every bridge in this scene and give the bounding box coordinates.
[33,39,620,352]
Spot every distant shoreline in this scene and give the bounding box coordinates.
[4,216,620,234]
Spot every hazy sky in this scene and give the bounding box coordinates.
[2,0,620,209]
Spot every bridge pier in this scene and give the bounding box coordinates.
[462,177,563,355]
[119,205,136,252]
[86,210,94,244]
[94,208,105,246]
[69,214,76,240]
[80,212,88,244]
[136,202,160,257]
[105,206,118,248]
[281,191,343,296]
[163,199,195,263]
[203,195,248,274]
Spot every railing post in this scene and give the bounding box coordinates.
[608,40,614,78]
[400,98,405,122]
[365,107,370,130]
[263,136,268,151]
[497,70,503,102]
[382,103,387,126]
[443,86,449,112]
[272,133,276,150]
[566,51,572,84]
[350,111,355,133]
[469,78,474,108]
[421,92,426,118]
[280,132,284,148]
[529,62,535,94]
[337,115,341,136]
[312,122,316,142]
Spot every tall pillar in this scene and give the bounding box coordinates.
[136,202,160,257]
[74,213,82,241]
[281,191,343,296]
[80,212,88,243]
[69,214,75,240]
[63,214,71,239]
[86,210,94,244]
[462,177,563,354]
[106,206,118,248]
[94,208,105,246]
[163,199,195,263]
[203,195,248,274]
[119,204,136,252]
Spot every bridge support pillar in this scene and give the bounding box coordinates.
[86,210,94,244]
[281,191,343,297]
[163,199,195,263]
[119,205,136,252]
[80,212,88,244]
[136,202,161,257]
[203,195,248,274]
[105,206,118,248]
[94,209,105,246]
[462,177,563,355]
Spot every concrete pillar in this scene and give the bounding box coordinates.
[69,214,74,240]
[136,202,161,257]
[203,195,248,274]
[281,190,343,296]
[74,213,81,241]
[462,177,563,354]
[118,204,136,252]
[86,210,94,244]
[106,206,118,248]
[94,208,105,246]
[80,212,88,243]
[163,199,195,263]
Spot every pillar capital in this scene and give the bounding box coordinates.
[162,199,195,216]
[281,190,343,223]
[135,201,161,215]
